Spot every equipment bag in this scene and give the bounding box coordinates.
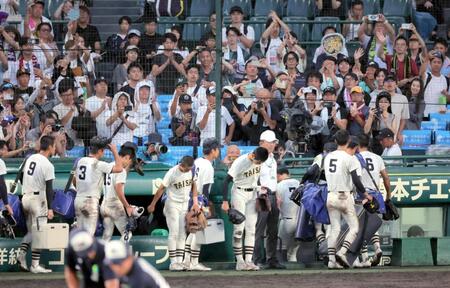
[52,189,76,219]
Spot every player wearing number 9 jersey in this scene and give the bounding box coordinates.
[74,137,123,236]
[17,136,56,274]
[324,130,371,269]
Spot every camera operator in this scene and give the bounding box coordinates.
[301,86,326,156]
[170,94,199,146]
[222,86,247,143]
[320,86,348,143]
[241,88,283,145]
[25,77,58,128]
[106,91,137,146]
[53,78,83,146]
[143,133,168,162]
[26,113,67,157]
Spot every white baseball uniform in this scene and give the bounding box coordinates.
[100,166,128,241]
[162,165,194,264]
[324,150,361,262]
[20,153,55,264]
[228,153,262,263]
[184,157,215,266]
[277,178,300,262]
[74,157,114,236]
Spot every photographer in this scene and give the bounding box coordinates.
[106,91,137,146]
[170,94,199,146]
[364,91,397,142]
[197,87,235,145]
[26,113,67,157]
[133,81,161,146]
[53,78,83,146]
[320,87,348,142]
[242,88,283,145]
[302,86,325,155]
[26,77,58,128]
[222,86,247,143]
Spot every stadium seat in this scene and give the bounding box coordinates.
[362,0,380,15]
[429,113,450,123]
[157,94,173,104]
[435,131,450,145]
[250,16,269,43]
[311,17,341,41]
[157,17,178,35]
[285,0,314,18]
[283,17,310,42]
[402,130,432,149]
[159,146,194,165]
[156,118,171,130]
[189,0,214,17]
[182,16,208,41]
[383,0,412,17]
[223,0,252,17]
[421,121,447,131]
[65,146,85,158]
[254,0,282,17]
[386,16,406,34]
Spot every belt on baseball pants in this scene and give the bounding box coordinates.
[282,217,293,220]
[237,187,255,192]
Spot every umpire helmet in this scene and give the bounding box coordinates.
[228,208,245,224]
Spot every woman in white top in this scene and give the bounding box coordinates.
[106,91,137,146]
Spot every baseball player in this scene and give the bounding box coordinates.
[254,130,285,269]
[221,147,269,271]
[74,137,123,236]
[356,134,391,267]
[147,156,199,271]
[324,130,372,269]
[105,240,170,288]
[65,229,120,288]
[183,138,220,271]
[276,167,300,262]
[0,157,13,216]
[101,143,137,242]
[17,136,56,273]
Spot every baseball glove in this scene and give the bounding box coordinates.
[228,208,245,224]
[185,210,207,233]
[256,193,271,212]
[363,197,380,214]
[290,184,304,206]
[382,199,400,221]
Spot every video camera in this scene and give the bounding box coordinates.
[281,99,313,154]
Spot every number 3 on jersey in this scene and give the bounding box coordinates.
[79,165,87,180]
[328,159,337,173]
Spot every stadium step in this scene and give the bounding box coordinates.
[90,7,141,16]
[92,0,140,8]
[431,237,450,265]
[391,238,434,266]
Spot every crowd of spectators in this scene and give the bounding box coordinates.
[0,0,449,160]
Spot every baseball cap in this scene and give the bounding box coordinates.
[260,130,279,144]
[207,86,216,95]
[175,77,188,87]
[16,69,31,78]
[322,86,336,95]
[222,85,238,95]
[385,74,397,82]
[128,29,141,38]
[430,50,444,62]
[323,142,338,153]
[276,71,289,78]
[367,61,379,69]
[125,45,139,53]
[94,76,108,85]
[377,128,395,140]
[179,93,192,104]
[105,240,132,265]
[350,86,364,94]
[31,0,45,7]
[0,82,15,92]
[203,138,220,151]
[229,5,244,14]
[69,229,96,258]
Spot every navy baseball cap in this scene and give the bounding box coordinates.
[94,76,108,85]
[69,229,97,258]
[377,128,395,140]
[0,82,15,91]
[385,74,397,82]
[229,5,244,14]
[175,77,188,87]
[179,93,192,104]
[105,240,132,265]
[322,86,336,95]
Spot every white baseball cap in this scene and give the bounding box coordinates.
[260,130,278,143]
[105,240,132,265]
[222,85,238,95]
[69,229,95,258]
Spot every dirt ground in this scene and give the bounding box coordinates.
[2,268,450,288]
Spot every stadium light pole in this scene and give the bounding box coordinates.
[214,0,222,155]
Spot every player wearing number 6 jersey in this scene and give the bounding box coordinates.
[101,143,137,242]
[324,130,372,269]
[74,137,123,236]
[17,136,56,273]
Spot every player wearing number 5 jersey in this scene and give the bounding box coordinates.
[74,137,123,236]
[101,143,137,242]
[17,136,56,273]
[324,130,372,269]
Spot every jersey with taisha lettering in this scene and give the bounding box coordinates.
[324,150,361,192]
[228,153,262,188]
[103,165,127,203]
[277,178,300,219]
[162,165,194,203]
[22,153,55,197]
[193,157,214,194]
[359,151,385,191]
[75,157,115,198]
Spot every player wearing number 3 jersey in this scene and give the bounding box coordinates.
[74,137,123,236]
[17,136,56,273]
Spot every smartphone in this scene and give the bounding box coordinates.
[124,105,133,112]
[28,38,39,45]
[368,14,379,22]
[401,23,412,30]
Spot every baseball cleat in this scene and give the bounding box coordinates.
[336,251,350,268]
[371,250,383,267]
[235,261,249,271]
[190,263,212,271]
[353,258,371,268]
[328,261,343,269]
[169,263,185,271]
[181,261,191,271]
[17,253,28,272]
[245,262,260,271]
[30,265,52,274]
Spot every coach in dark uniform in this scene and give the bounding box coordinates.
[105,240,170,288]
[65,229,119,288]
